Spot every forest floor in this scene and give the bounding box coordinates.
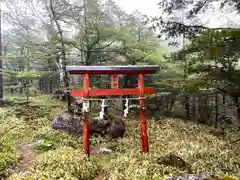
[0,94,240,180]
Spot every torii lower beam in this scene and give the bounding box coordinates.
[70,87,155,97]
[66,65,159,155]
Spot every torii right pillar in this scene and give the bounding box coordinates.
[138,73,149,153]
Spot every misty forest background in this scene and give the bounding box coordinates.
[1,0,240,128]
[0,0,240,179]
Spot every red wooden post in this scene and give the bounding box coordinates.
[111,74,118,88]
[138,73,149,153]
[83,73,90,155]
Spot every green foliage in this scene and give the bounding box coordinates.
[35,147,101,178]
[10,147,102,180]
[32,126,82,152]
[4,97,52,121]
[177,29,240,97]
[152,61,185,95]
[0,137,19,178]
[0,112,20,179]
[156,0,240,98]
[35,139,55,152]
[15,71,40,79]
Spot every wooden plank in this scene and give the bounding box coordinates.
[70,88,156,97]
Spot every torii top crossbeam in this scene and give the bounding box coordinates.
[66,65,159,97]
[66,65,159,74]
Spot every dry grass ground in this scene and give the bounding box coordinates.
[0,95,239,180]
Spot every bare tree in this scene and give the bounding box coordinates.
[0,4,3,106]
[48,0,71,112]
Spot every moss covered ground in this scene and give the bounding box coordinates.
[0,95,239,180]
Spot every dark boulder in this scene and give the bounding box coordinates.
[104,119,125,139]
[89,118,125,139]
[51,113,82,135]
[89,119,111,137]
[51,113,125,139]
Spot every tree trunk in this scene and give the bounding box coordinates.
[185,95,190,119]
[166,95,169,113]
[234,97,240,129]
[203,94,209,124]
[49,0,71,112]
[39,79,42,91]
[198,94,207,124]
[214,93,219,128]
[0,6,3,106]
[59,58,65,89]
[48,76,53,94]
[192,96,196,119]
[220,93,226,132]
[169,97,175,112]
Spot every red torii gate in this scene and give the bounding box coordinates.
[66,65,159,155]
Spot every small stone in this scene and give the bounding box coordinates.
[99,147,112,153]
[167,173,225,180]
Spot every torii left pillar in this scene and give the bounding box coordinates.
[82,74,119,155]
[83,73,90,155]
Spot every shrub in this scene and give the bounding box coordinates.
[0,136,19,179]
